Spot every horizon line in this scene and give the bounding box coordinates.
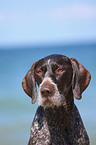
[0,41,96,50]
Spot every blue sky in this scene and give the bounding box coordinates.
[0,0,96,47]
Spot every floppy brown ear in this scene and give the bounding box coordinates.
[70,58,91,100]
[22,61,37,104]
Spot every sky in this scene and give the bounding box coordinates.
[0,0,96,47]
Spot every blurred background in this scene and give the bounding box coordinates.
[0,0,96,145]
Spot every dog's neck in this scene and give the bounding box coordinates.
[43,105,74,129]
[38,91,74,127]
[37,87,74,128]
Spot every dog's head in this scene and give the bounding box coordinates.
[22,54,91,107]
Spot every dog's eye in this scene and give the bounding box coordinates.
[36,66,46,76]
[36,69,43,75]
[59,68,63,72]
[57,68,63,72]
[55,68,64,74]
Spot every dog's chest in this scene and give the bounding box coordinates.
[30,106,50,144]
[30,106,73,145]
[30,105,89,145]
[30,117,50,145]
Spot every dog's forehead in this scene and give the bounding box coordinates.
[35,54,71,68]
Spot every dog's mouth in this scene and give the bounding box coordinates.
[38,77,62,107]
[39,92,56,107]
[43,99,53,106]
[39,91,62,108]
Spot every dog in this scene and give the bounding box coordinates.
[22,54,91,145]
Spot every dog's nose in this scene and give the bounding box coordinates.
[40,83,55,97]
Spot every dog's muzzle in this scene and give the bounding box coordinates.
[39,77,62,107]
[40,81,55,98]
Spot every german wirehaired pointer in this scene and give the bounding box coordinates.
[22,54,91,145]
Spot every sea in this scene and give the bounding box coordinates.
[0,43,96,145]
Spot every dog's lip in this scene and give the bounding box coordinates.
[43,98,52,105]
[44,98,51,102]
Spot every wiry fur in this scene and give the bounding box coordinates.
[39,77,63,107]
[22,54,91,145]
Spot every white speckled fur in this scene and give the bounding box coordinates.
[26,55,90,145]
[38,76,63,107]
[30,118,50,145]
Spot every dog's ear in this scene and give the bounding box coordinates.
[22,61,37,104]
[70,58,91,100]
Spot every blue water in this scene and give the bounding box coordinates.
[0,43,96,145]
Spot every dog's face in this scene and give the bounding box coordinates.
[34,55,73,107]
[22,54,91,108]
